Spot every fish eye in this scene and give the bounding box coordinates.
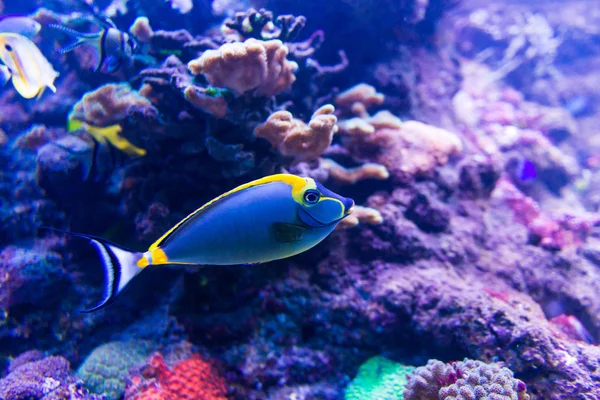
[4,45,12,52]
[303,190,320,205]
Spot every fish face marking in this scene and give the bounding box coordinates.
[5,44,12,52]
[295,179,355,227]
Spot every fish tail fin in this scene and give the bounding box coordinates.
[41,227,144,313]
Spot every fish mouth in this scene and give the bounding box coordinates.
[297,207,350,228]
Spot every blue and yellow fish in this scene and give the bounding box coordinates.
[60,174,354,312]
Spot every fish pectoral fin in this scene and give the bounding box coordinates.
[271,222,307,243]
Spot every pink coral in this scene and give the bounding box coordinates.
[188,39,298,97]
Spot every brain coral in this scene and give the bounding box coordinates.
[404,358,530,400]
[345,356,416,400]
[76,340,151,400]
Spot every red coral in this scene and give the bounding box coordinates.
[125,353,227,400]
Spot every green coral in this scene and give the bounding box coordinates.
[345,356,416,400]
[76,340,151,400]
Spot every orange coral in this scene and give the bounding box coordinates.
[254,104,338,162]
[188,38,298,97]
[126,353,227,400]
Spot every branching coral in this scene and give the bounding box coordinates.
[404,358,530,400]
[188,38,299,97]
[334,83,462,180]
[344,356,415,400]
[69,83,155,127]
[124,352,227,400]
[183,86,229,118]
[335,83,385,113]
[254,104,338,162]
[129,17,154,44]
[321,158,389,184]
[338,206,384,229]
[350,120,463,180]
[76,341,152,400]
[222,8,307,42]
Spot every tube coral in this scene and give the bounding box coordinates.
[254,104,338,162]
[188,38,299,97]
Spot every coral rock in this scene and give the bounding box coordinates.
[0,354,102,399]
[254,104,338,162]
[188,38,298,97]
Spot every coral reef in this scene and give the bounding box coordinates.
[1,0,600,399]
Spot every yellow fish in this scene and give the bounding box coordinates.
[68,119,147,157]
[0,33,58,99]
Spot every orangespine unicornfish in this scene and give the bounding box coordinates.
[49,19,136,73]
[54,174,354,313]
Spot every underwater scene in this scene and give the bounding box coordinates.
[1,0,600,398]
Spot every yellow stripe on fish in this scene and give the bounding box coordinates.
[53,174,354,313]
[68,118,147,157]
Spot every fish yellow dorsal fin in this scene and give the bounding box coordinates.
[96,125,147,157]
